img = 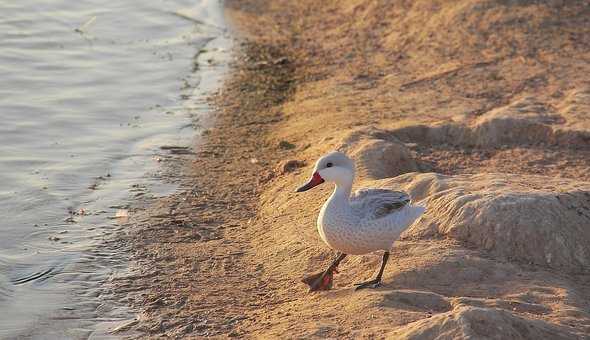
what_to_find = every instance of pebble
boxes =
[278,140,296,150]
[276,159,305,174]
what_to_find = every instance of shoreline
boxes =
[117,0,590,338]
[108,11,298,337]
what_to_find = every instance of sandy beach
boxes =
[113,0,590,338]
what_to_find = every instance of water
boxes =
[0,0,229,337]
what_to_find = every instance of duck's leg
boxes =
[302,252,347,292]
[354,251,389,290]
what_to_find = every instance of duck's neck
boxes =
[320,179,354,225]
[328,180,353,205]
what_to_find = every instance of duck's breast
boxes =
[317,204,387,255]
[318,204,425,254]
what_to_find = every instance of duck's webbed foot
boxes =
[302,252,346,292]
[354,251,389,291]
[302,269,336,291]
[354,278,381,290]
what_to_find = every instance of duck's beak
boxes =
[296,172,325,192]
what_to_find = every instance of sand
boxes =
[111,0,590,338]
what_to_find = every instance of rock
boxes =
[339,127,419,179]
[382,172,590,274]
[381,290,451,313]
[389,96,590,149]
[276,159,305,174]
[472,97,559,147]
[278,140,296,150]
[273,57,289,65]
[351,138,418,179]
[253,60,269,68]
[111,319,139,333]
[556,87,590,131]
[177,323,194,335]
[390,305,578,339]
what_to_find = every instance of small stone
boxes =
[178,323,194,334]
[254,60,269,68]
[299,143,311,151]
[273,57,289,65]
[276,160,305,174]
[278,140,296,150]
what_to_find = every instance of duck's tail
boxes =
[398,203,426,230]
[410,203,426,221]
[384,203,427,248]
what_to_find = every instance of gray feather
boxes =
[350,188,411,220]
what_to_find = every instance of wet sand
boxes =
[109,38,295,337]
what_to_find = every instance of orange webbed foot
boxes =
[302,269,336,292]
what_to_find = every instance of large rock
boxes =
[390,96,590,148]
[339,127,419,179]
[557,87,590,132]
[471,97,559,147]
[377,172,590,274]
[390,305,578,340]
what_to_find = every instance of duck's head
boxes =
[296,151,355,192]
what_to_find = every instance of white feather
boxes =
[306,152,426,255]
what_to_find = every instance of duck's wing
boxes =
[350,188,411,220]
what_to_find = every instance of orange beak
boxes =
[296,172,325,192]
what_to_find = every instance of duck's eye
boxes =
[326,162,333,168]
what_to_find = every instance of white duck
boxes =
[296,151,425,291]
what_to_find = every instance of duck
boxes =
[296,151,425,291]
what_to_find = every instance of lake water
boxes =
[0,0,229,338]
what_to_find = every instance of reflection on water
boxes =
[0,0,228,337]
